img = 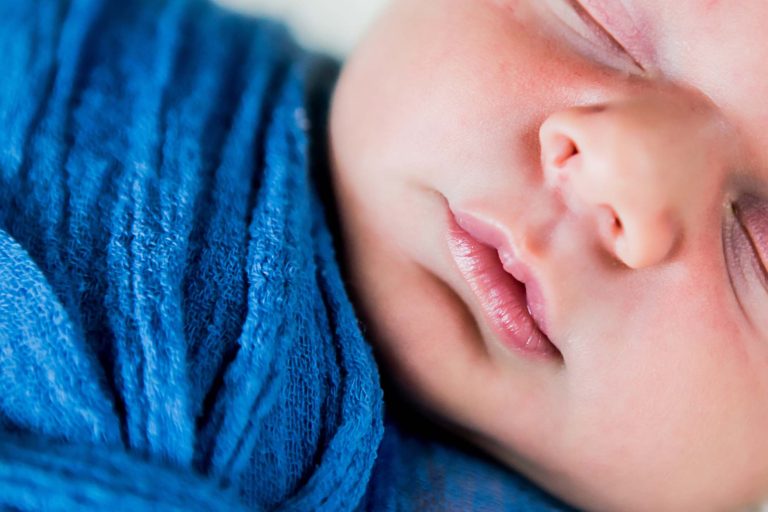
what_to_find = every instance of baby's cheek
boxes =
[563,296,766,509]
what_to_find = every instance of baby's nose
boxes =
[538,88,730,269]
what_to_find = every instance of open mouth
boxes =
[445,208,561,361]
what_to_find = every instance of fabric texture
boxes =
[0,0,574,510]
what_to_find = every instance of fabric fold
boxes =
[0,0,384,509]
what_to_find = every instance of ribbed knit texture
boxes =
[0,0,382,509]
[0,0,575,509]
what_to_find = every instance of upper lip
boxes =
[450,209,555,344]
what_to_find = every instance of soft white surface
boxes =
[215,0,387,57]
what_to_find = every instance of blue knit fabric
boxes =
[0,0,575,510]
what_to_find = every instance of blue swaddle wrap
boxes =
[0,0,574,509]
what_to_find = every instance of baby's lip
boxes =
[452,210,554,343]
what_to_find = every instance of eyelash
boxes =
[555,0,644,72]
[724,196,768,322]
[733,196,768,280]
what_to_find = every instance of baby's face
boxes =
[329,1,768,510]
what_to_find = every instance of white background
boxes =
[215,0,388,57]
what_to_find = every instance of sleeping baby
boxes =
[329,0,768,510]
[1,0,767,511]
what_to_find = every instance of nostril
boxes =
[610,211,622,235]
[550,134,579,168]
[597,204,624,247]
[543,134,580,192]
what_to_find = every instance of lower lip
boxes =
[445,211,560,360]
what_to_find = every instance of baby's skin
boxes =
[328,0,768,510]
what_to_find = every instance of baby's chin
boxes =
[381,364,762,512]
[375,358,574,505]
[473,439,766,512]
